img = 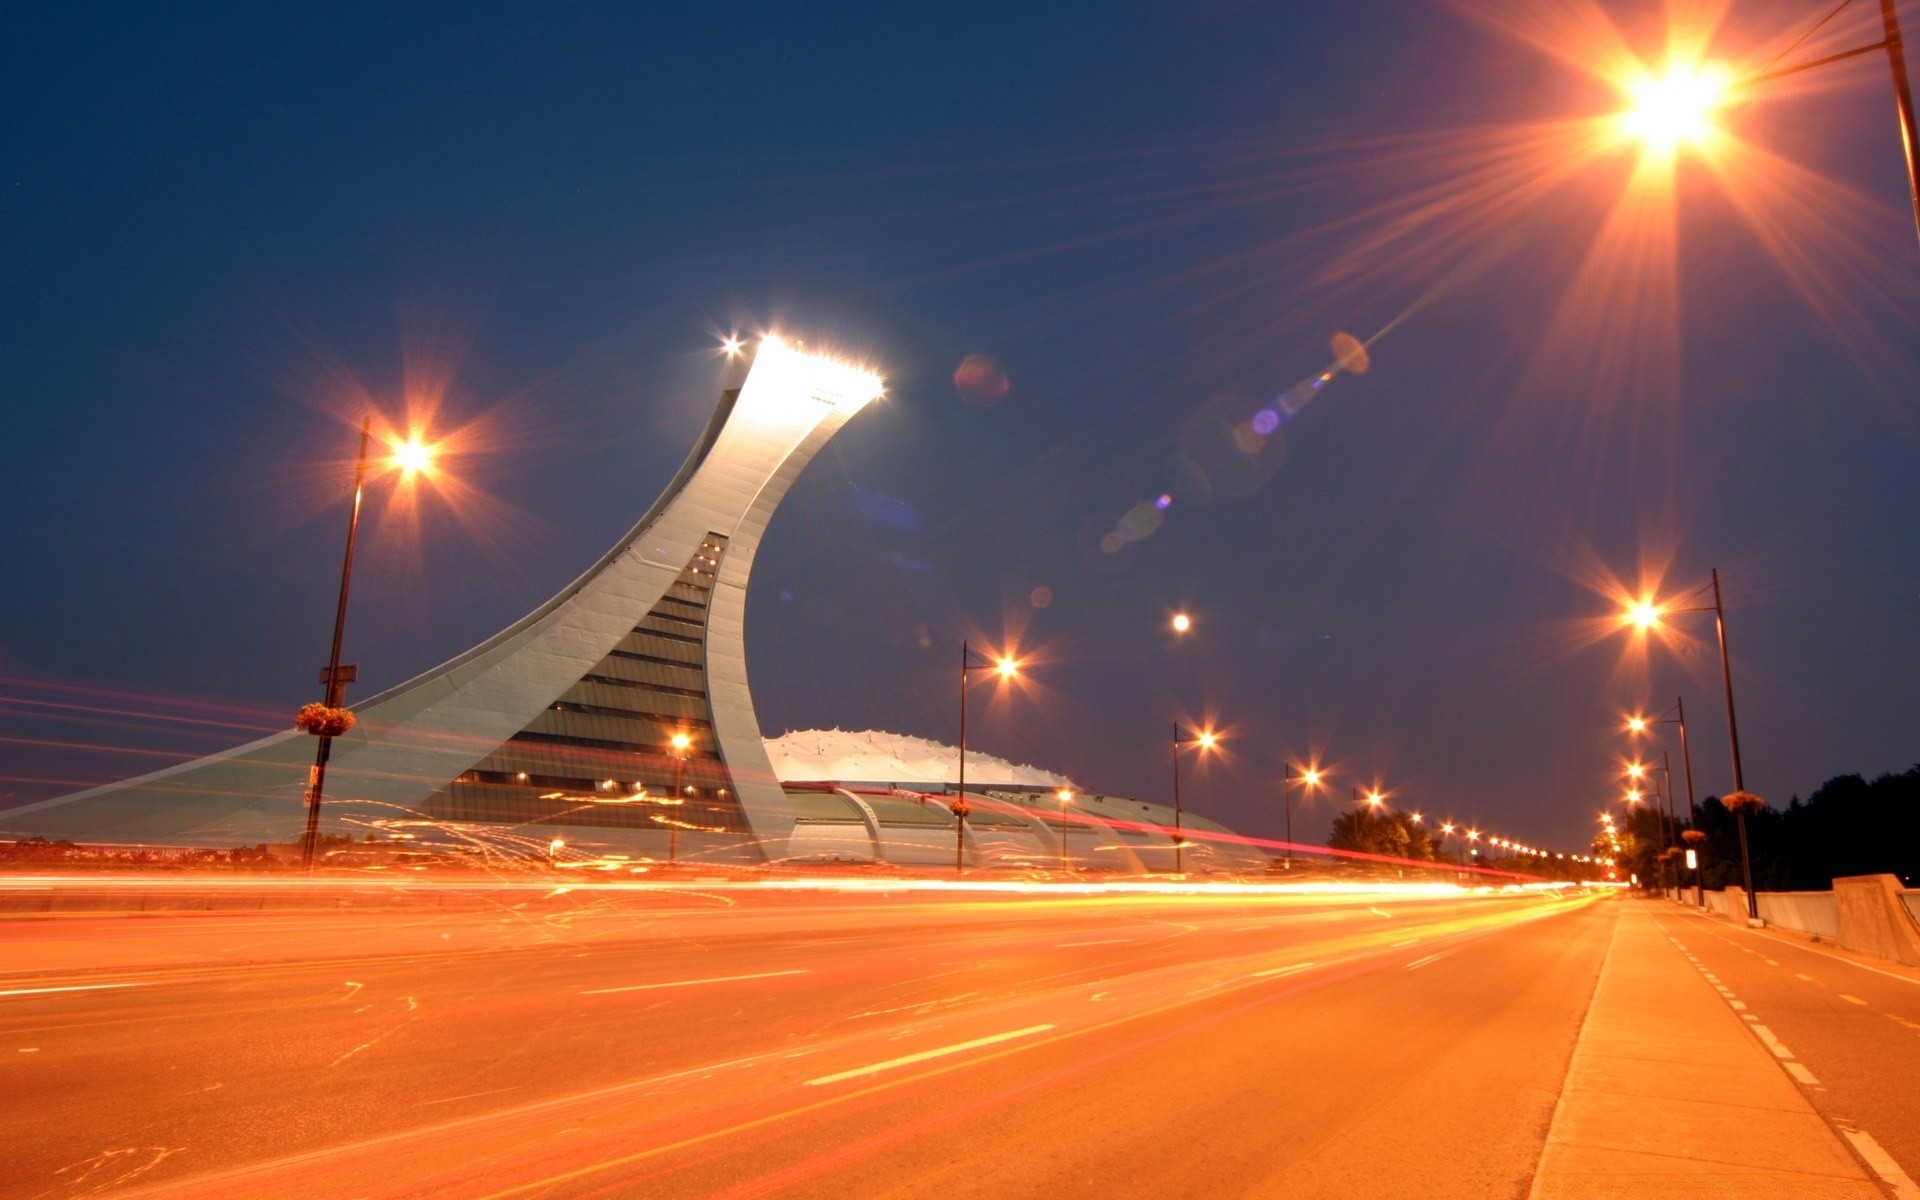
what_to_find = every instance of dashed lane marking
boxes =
[1251,962,1318,979]
[0,982,149,998]
[580,970,808,995]
[804,1024,1056,1087]
[1750,1024,1796,1060]
[1839,1127,1920,1199]
[1840,994,1867,1006]
[1782,1061,1820,1086]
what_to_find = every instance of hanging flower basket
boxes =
[1720,790,1765,815]
[948,798,972,819]
[1681,829,1707,846]
[295,703,356,737]
[1658,847,1681,863]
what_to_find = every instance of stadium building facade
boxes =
[5,338,1266,873]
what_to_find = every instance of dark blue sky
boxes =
[5,2,1917,855]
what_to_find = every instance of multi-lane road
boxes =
[1650,906,1920,1193]
[7,882,1625,1197]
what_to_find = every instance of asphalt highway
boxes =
[3,884,1620,1198]
[1650,907,1920,1192]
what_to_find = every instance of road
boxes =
[1650,906,1920,1194]
[3,883,1619,1198]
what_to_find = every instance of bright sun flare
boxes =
[1620,62,1733,154]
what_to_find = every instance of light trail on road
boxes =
[2,881,1618,1198]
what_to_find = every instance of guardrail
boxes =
[1696,874,1920,967]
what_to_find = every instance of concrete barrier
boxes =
[1832,874,1920,968]
[1755,890,1838,939]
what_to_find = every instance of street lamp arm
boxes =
[1739,37,1892,88]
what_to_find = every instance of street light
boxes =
[1171,725,1218,875]
[1616,4,1920,254]
[1618,570,1761,921]
[1628,697,1701,894]
[298,418,439,869]
[667,730,692,865]
[1056,787,1074,873]
[1279,763,1323,870]
[954,641,1020,876]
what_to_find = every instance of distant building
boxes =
[6,337,1263,872]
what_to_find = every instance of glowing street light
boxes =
[1609,0,1920,253]
[1614,569,1761,921]
[1171,612,1192,634]
[667,730,693,864]
[1627,697,1702,898]
[1279,762,1324,871]
[1056,788,1074,873]
[1620,62,1733,157]
[954,640,1023,876]
[1170,725,1219,875]
[389,435,437,479]
[298,416,448,870]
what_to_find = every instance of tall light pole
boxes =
[1621,5,1920,255]
[1056,788,1074,873]
[296,421,439,869]
[1171,725,1217,875]
[1279,763,1322,871]
[1628,696,1698,838]
[955,641,1019,876]
[1712,0,1920,253]
[1622,570,1761,921]
[667,730,692,864]
[298,418,373,870]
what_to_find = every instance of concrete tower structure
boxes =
[4,337,883,862]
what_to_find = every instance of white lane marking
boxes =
[1407,951,1454,970]
[1742,1014,1760,1022]
[1841,994,1868,1006]
[0,982,147,998]
[1252,962,1317,979]
[1750,1024,1795,1060]
[1782,1061,1820,1086]
[1055,938,1131,948]
[1729,1000,1748,1011]
[1841,1127,1920,1199]
[580,969,807,996]
[1765,959,1780,966]
[1795,972,1815,982]
[804,1024,1055,1086]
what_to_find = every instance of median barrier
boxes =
[1831,873,1920,968]
[1755,890,1838,938]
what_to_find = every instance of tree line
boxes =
[1608,765,1920,892]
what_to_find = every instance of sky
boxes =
[4,1,1918,857]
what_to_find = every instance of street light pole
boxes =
[1168,725,1217,876]
[1282,763,1294,870]
[1057,788,1073,873]
[668,731,691,865]
[301,417,372,871]
[1880,0,1920,250]
[956,640,970,876]
[1172,721,1184,875]
[1710,569,1760,922]
[954,641,1019,877]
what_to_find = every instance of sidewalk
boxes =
[1530,901,1886,1199]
